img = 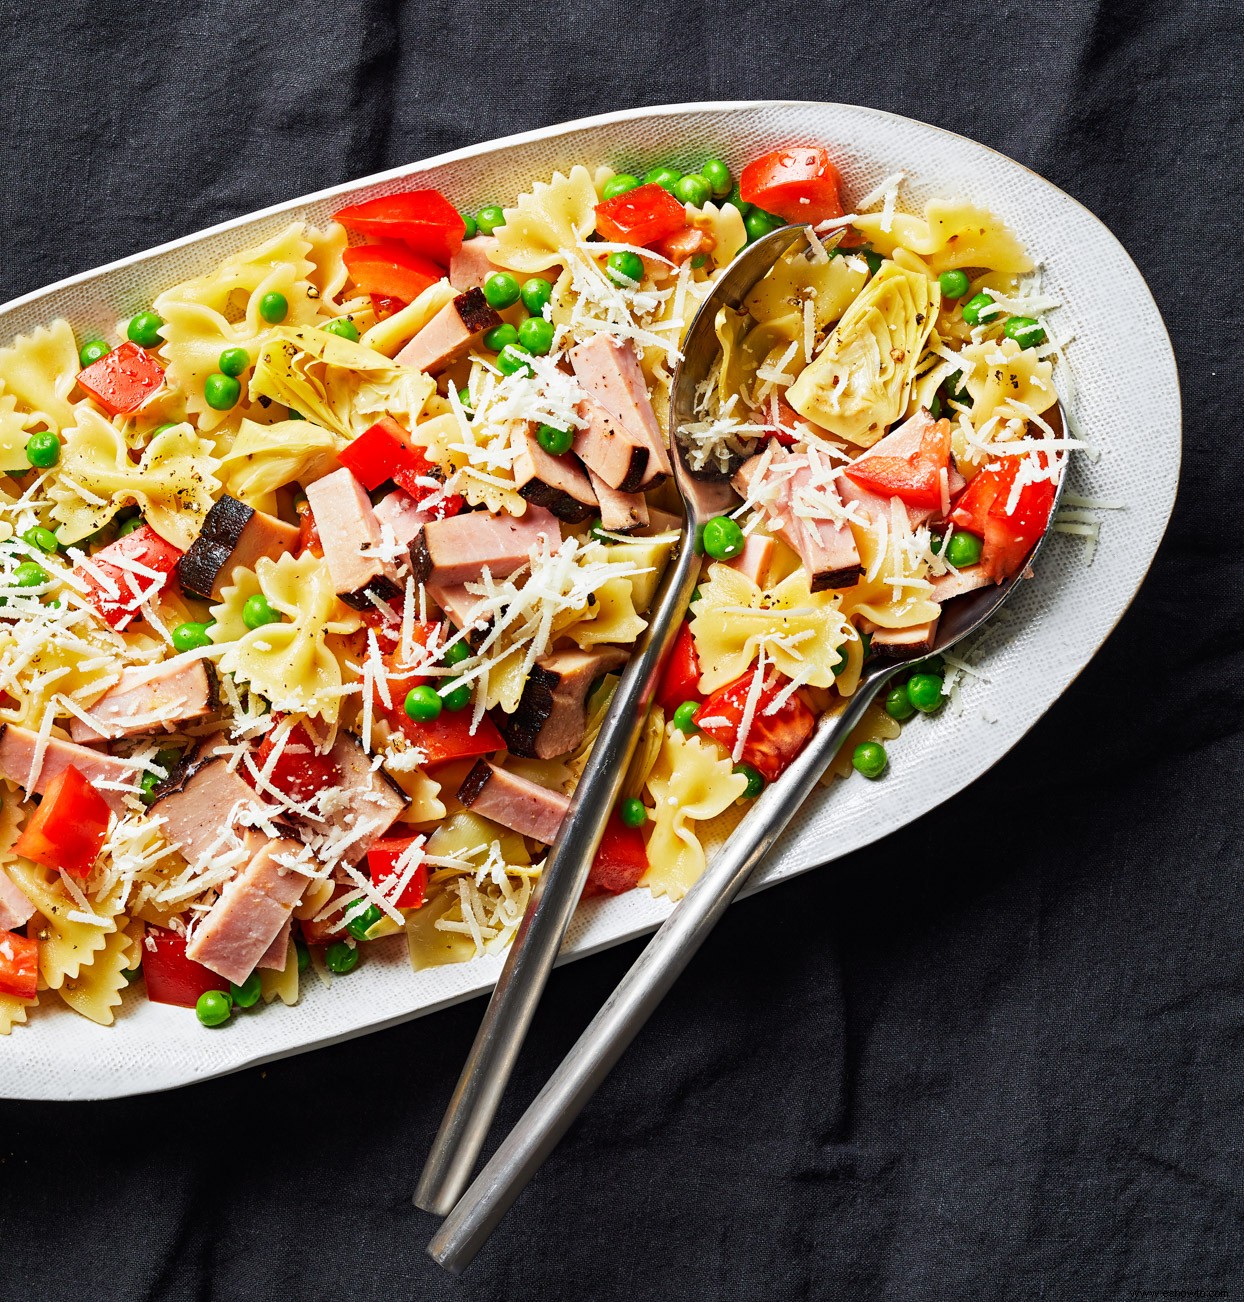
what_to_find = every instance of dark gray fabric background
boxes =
[0,2,1239,1298]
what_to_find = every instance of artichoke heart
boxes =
[786,262,939,448]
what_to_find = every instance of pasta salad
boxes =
[0,144,1068,1033]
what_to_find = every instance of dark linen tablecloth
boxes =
[0,2,1239,1298]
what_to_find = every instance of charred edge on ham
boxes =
[809,562,863,593]
[408,529,433,586]
[455,759,493,809]
[617,446,651,495]
[177,495,256,599]
[335,572,405,612]
[518,479,596,524]
[495,665,560,758]
[454,288,501,335]
[337,731,409,804]
[149,742,218,804]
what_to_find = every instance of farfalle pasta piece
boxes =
[0,319,79,431]
[852,199,1033,276]
[212,551,361,720]
[0,389,37,473]
[686,200,747,268]
[217,416,344,514]
[0,993,36,1035]
[261,940,300,1006]
[643,728,747,899]
[690,563,854,693]
[841,498,942,631]
[416,409,528,517]
[564,575,646,650]
[56,924,136,1026]
[492,165,600,272]
[6,860,125,990]
[786,261,939,447]
[48,407,221,548]
[360,279,458,357]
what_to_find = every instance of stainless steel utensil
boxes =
[414,224,813,1217]
[424,334,1070,1269]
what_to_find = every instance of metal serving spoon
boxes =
[423,232,1070,1270]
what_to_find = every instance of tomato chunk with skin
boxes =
[342,242,443,304]
[843,417,953,509]
[254,720,341,806]
[393,708,504,767]
[656,622,702,714]
[333,190,466,265]
[0,930,38,1000]
[594,183,687,247]
[584,813,648,898]
[142,928,229,1008]
[950,455,1056,581]
[367,833,428,909]
[740,147,845,226]
[694,668,817,783]
[340,417,464,518]
[76,340,165,415]
[15,765,112,879]
[76,524,183,631]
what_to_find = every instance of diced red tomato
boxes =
[141,928,229,1007]
[370,293,408,320]
[765,396,803,446]
[693,668,816,783]
[367,832,428,909]
[391,466,465,520]
[76,524,182,630]
[843,417,953,509]
[594,183,687,247]
[342,242,443,303]
[648,225,715,265]
[950,456,1056,581]
[391,707,504,767]
[583,814,648,898]
[14,765,112,879]
[295,498,323,558]
[76,341,165,416]
[656,621,702,714]
[254,720,340,806]
[333,190,466,265]
[339,416,464,518]
[740,147,845,226]
[0,930,38,1000]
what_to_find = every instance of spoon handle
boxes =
[425,677,888,1273]
[414,531,700,1217]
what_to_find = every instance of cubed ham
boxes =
[185,835,311,985]
[305,467,402,610]
[0,724,139,812]
[448,237,562,294]
[930,565,993,602]
[69,654,217,744]
[569,335,672,487]
[301,733,407,865]
[394,288,500,374]
[726,534,776,588]
[572,398,650,493]
[151,749,268,865]
[426,581,489,632]
[410,505,559,587]
[498,646,629,759]
[837,409,966,529]
[648,225,716,266]
[457,760,570,845]
[179,496,301,601]
[374,488,435,548]
[641,507,684,536]
[869,620,940,657]
[0,868,35,932]
[257,917,291,971]
[512,428,598,523]
[586,469,648,533]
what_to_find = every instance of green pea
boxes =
[460,212,478,240]
[906,673,944,714]
[346,904,384,943]
[25,430,61,469]
[152,422,179,435]
[672,700,700,733]
[242,593,280,630]
[404,684,442,721]
[116,517,144,537]
[690,254,708,269]
[295,938,310,973]
[204,372,241,411]
[22,526,59,554]
[12,561,47,588]
[536,423,574,456]
[701,515,745,560]
[78,339,111,368]
[938,269,971,298]
[701,159,732,198]
[517,316,555,355]
[520,277,553,317]
[230,971,263,1009]
[689,585,702,607]
[442,638,471,667]
[1003,315,1047,349]
[725,184,753,216]
[442,681,472,712]
[852,742,888,779]
[321,318,359,342]
[884,687,916,722]
[483,323,518,352]
[126,310,164,348]
[860,248,884,276]
[744,208,785,243]
[196,989,233,1027]
[910,654,945,676]
[733,763,765,798]
[961,292,997,326]
[258,291,289,324]
[619,797,647,828]
[602,173,641,200]
[483,272,521,310]
[929,394,943,419]
[642,166,682,193]
[140,770,161,804]
[218,346,249,378]
[325,941,360,975]
[123,963,143,984]
[674,174,711,207]
[457,386,474,412]
[831,649,848,677]
[172,620,213,652]
[496,343,533,377]
[944,531,983,568]
[476,205,506,235]
[287,407,304,420]
[606,250,645,286]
